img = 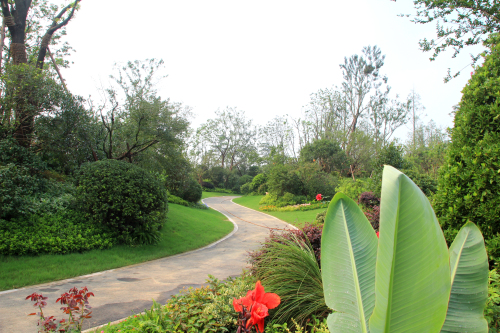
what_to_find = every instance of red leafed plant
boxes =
[26,286,94,332]
[233,281,280,333]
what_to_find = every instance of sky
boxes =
[58,0,483,141]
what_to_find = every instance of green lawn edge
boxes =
[201,191,237,199]
[0,204,234,291]
[232,195,325,228]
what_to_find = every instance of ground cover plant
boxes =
[233,196,325,228]
[0,204,233,291]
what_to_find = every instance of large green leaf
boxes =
[321,192,378,333]
[369,166,451,333]
[441,222,488,333]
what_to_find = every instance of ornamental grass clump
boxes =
[249,233,328,328]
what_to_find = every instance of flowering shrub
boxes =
[26,286,94,332]
[259,202,328,212]
[233,281,281,332]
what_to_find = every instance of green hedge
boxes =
[75,160,168,245]
[0,210,114,255]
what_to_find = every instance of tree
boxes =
[396,0,500,81]
[299,139,350,175]
[0,0,80,147]
[98,59,190,163]
[434,34,500,245]
[259,115,296,161]
[341,45,387,152]
[194,107,257,173]
[368,88,410,150]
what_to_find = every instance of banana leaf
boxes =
[369,166,451,333]
[441,222,488,333]
[321,192,378,333]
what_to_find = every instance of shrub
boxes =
[316,210,327,224]
[75,160,168,245]
[0,209,114,255]
[240,182,252,195]
[299,138,350,175]
[173,176,202,203]
[485,269,500,332]
[250,173,267,192]
[434,34,500,245]
[335,177,374,201]
[357,191,380,208]
[201,181,215,189]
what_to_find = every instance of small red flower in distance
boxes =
[316,194,322,201]
[376,231,380,238]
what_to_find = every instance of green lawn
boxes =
[201,191,237,199]
[232,195,325,228]
[0,204,234,291]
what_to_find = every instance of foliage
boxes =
[315,210,327,224]
[300,139,350,175]
[258,193,308,208]
[321,166,489,332]
[75,160,168,245]
[264,318,330,333]
[171,176,202,203]
[0,163,46,219]
[99,274,256,333]
[250,234,328,328]
[0,209,114,255]
[260,202,329,213]
[168,193,208,210]
[400,168,437,196]
[26,286,94,333]
[357,191,380,208]
[485,269,500,332]
[434,34,500,244]
[400,0,500,81]
[334,177,374,201]
[98,59,190,162]
[192,107,257,174]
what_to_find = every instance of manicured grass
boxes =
[201,191,237,199]
[0,204,234,291]
[233,195,325,228]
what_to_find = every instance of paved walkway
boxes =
[0,196,296,333]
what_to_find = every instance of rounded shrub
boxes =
[434,34,500,244]
[177,176,203,203]
[75,160,168,244]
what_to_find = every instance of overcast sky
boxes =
[60,0,483,141]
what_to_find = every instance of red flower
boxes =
[316,194,322,201]
[233,281,280,333]
[376,231,380,238]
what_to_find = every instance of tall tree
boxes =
[194,107,256,173]
[0,0,80,147]
[98,59,190,163]
[341,45,387,152]
[395,0,500,81]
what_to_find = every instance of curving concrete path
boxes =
[0,196,296,333]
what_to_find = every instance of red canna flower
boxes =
[316,193,322,201]
[376,231,379,238]
[233,281,280,333]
